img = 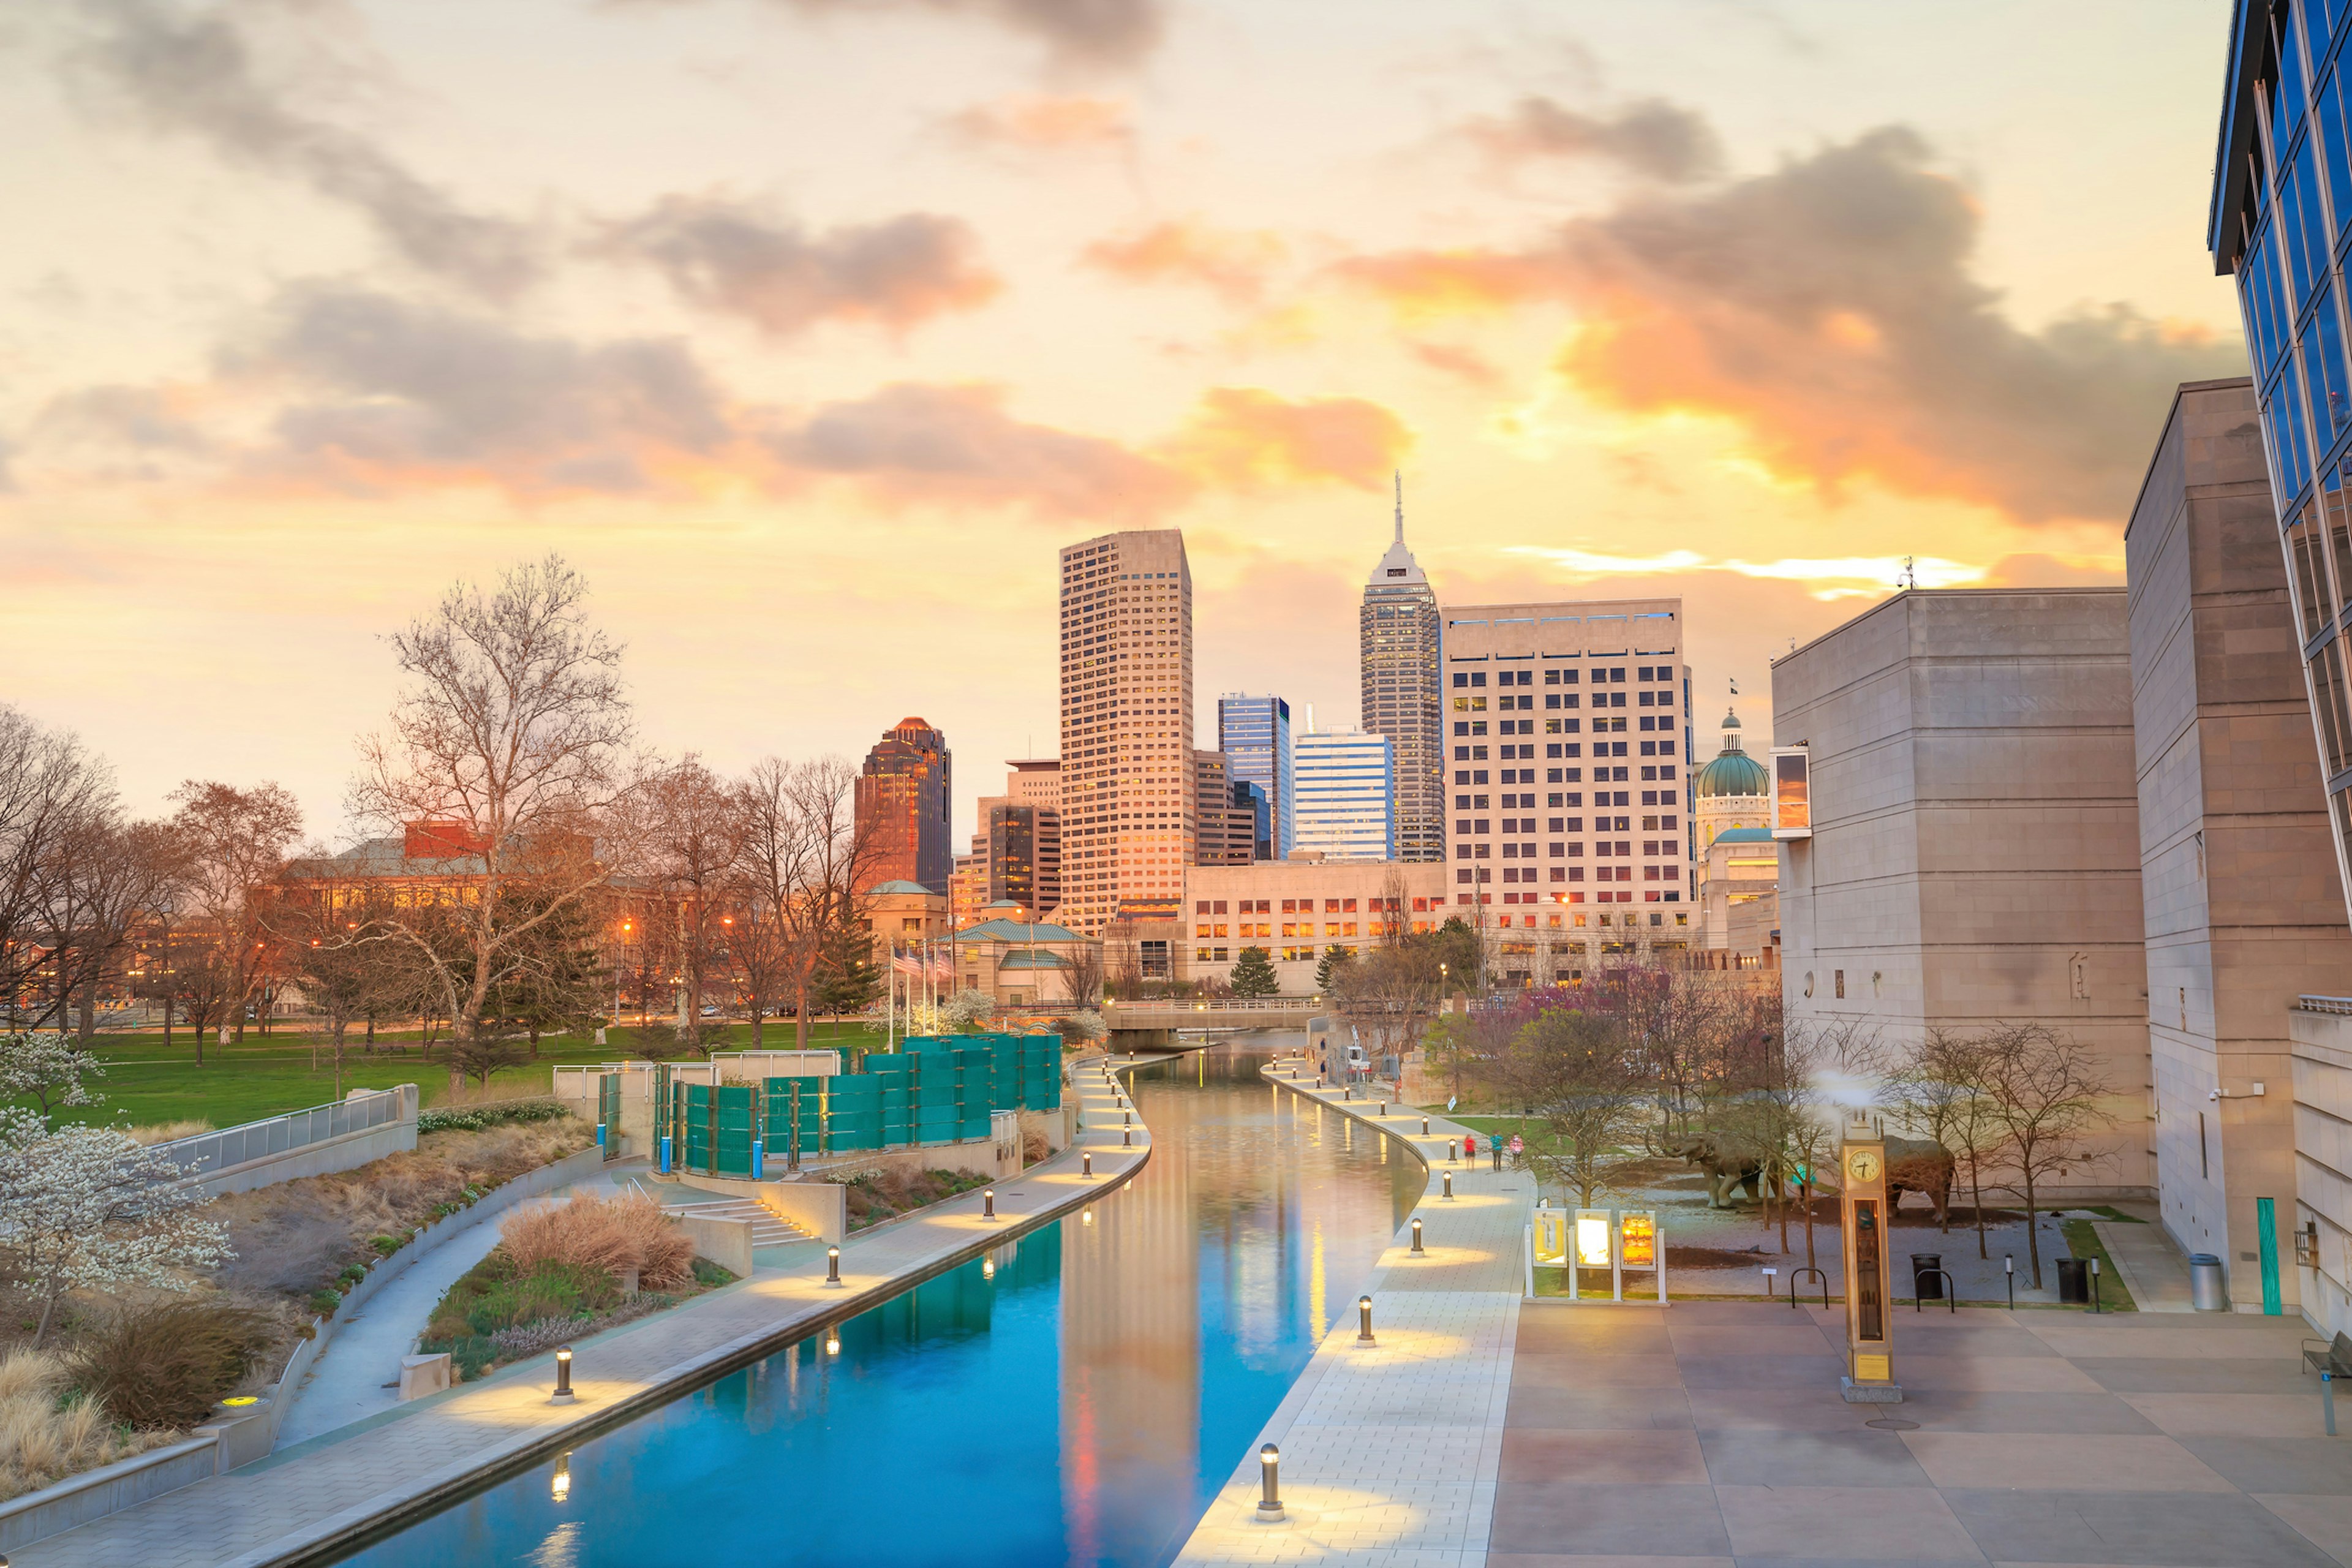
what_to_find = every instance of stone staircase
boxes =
[672,1196,809,1249]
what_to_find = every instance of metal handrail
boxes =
[150,1088,408,1178]
[2299,994,2352,1015]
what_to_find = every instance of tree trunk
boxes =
[161,995,173,1052]
[2022,1159,2043,1289]
[794,982,810,1049]
[1802,1178,1817,1273]
[77,983,94,1043]
[1970,1164,1989,1259]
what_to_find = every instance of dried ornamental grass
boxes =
[70,1299,274,1430]
[121,1120,214,1146]
[500,1193,693,1291]
[0,1346,178,1504]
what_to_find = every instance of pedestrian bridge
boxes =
[1101,997,1325,1044]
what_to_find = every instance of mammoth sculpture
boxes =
[1665,1133,1772,1209]
[1883,1135,1956,1224]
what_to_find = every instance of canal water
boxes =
[337,1040,1420,1568]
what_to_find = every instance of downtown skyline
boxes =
[0,1,2245,851]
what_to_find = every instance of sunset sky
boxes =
[1,0,2245,845]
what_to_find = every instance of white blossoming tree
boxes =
[0,1114,230,1343]
[940,989,996,1033]
[0,1030,105,1125]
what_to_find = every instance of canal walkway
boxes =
[12,1057,1156,1568]
[1177,1060,1532,1567]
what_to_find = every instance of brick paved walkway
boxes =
[13,1057,1153,1568]
[1175,1061,1532,1567]
[1486,1300,2351,1567]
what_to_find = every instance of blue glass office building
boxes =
[1216,693,1293,858]
[2214,0,2352,894]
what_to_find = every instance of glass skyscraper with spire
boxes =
[1360,480,1444,862]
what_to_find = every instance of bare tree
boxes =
[1887,1026,2008,1255]
[168,780,304,1058]
[1063,941,1104,1008]
[1507,1005,1651,1208]
[345,554,643,1097]
[644,756,744,1052]
[0,708,113,1030]
[1978,1023,2113,1289]
[732,756,888,1050]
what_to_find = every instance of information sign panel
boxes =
[1574,1209,1613,1269]
[1620,1210,1656,1268]
[1532,1209,1566,1267]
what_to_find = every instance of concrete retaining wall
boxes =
[679,1213,755,1278]
[0,1439,222,1554]
[666,1173,846,1243]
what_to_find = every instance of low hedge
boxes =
[418,1098,572,1135]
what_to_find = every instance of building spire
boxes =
[1393,470,1404,545]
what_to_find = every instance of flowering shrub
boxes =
[0,1112,230,1343]
[417,1098,570,1135]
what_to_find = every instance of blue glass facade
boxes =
[1216,693,1293,856]
[2215,0,2352,878]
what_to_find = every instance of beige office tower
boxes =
[1440,597,1693,963]
[1058,530,1195,934]
[1363,485,1444,861]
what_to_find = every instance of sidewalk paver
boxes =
[1175,1060,1531,1568]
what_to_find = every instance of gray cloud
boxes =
[1341,126,2244,521]
[619,0,1164,67]
[1463,96,1723,184]
[67,0,545,299]
[766,382,1188,518]
[601,196,999,337]
[226,286,732,495]
[31,386,216,480]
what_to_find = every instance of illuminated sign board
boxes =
[1771,747,1811,840]
[1532,1209,1566,1267]
[1574,1209,1613,1270]
[1619,1210,1656,1268]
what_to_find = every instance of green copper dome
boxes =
[1695,709,1769,799]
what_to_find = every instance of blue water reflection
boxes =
[337,1042,1419,1568]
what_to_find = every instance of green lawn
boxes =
[27,1020,886,1134]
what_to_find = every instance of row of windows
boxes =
[1453,715,1679,737]
[1455,840,1679,861]
[1453,764,1677,786]
[1456,790,1670,809]
[1448,691,1673,714]
[1453,814,1679,835]
[1453,738,1679,761]
[1449,664,1676,689]
[1455,866,1679,885]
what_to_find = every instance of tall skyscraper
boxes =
[1362,479,1443,862]
[968,761,1063,918]
[1058,530,1194,934]
[1216,693,1293,856]
[854,717,952,894]
[1439,598,1686,919]
[1294,728,1396,859]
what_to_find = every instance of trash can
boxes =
[2189,1252,2228,1312]
[2056,1257,2090,1304]
[1911,1253,1945,1300]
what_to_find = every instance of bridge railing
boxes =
[1104,997,1322,1014]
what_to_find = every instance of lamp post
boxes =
[1257,1444,1284,1519]
[1410,1217,1425,1254]
[551,1346,575,1404]
[1356,1295,1376,1344]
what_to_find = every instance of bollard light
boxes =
[1379,1101,1389,1117]
[983,1188,997,1219]
[1124,1110,1133,1126]
[2090,1256,2103,1314]
[1257,1443,1284,1518]
[551,1453,572,1502]
[1123,1126,1133,1146]
[1448,1139,1458,1164]
[825,1246,842,1286]
[1411,1217,1425,1254]
[1422,1116,1431,1136]
[1084,1151,1095,1178]
[551,1346,575,1404]
[1442,1171,1454,1201]
[1344,1087,1352,1101]
[2005,1253,2016,1311]
[1357,1294,1376,1344]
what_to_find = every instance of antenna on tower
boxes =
[1393,470,1404,545]
[1899,556,1917,591]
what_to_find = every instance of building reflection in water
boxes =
[332,1038,1417,1568]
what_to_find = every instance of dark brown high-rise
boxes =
[856,717,952,894]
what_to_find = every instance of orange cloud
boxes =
[946,93,1135,153]
[1159,386,1411,491]
[1081,219,1289,304]
[1331,126,2244,522]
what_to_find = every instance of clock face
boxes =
[1845,1150,1882,1184]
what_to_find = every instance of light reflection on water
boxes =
[336,1039,1420,1568]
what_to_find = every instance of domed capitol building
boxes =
[1693,706,1778,965]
